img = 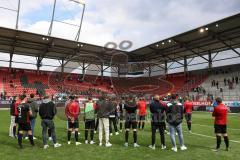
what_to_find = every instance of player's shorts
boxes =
[214,124,227,134]
[68,119,79,129]
[125,120,137,129]
[185,113,192,122]
[18,123,31,131]
[85,119,95,129]
[138,115,146,121]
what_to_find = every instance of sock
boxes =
[160,128,165,146]
[216,135,221,149]
[90,130,94,141]
[13,126,16,137]
[187,122,191,131]
[75,131,79,142]
[28,135,34,146]
[152,130,156,146]
[120,122,122,130]
[85,130,88,140]
[142,122,145,130]
[68,131,71,141]
[138,122,141,129]
[125,130,129,143]
[18,134,23,148]
[133,131,137,143]
[224,136,229,149]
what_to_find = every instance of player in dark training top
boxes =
[16,95,34,149]
[124,96,140,148]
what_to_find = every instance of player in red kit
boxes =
[137,97,147,130]
[65,95,81,146]
[183,97,194,133]
[212,97,229,152]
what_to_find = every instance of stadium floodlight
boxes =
[156,44,159,47]
[199,28,204,33]
[216,24,219,27]
[161,42,165,45]
[168,39,172,43]
[77,43,84,47]
[69,0,85,5]
[205,27,208,31]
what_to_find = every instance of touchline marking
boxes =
[189,123,240,131]
[183,131,240,144]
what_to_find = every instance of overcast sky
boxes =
[0,0,240,72]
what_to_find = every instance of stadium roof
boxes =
[0,27,127,66]
[0,13,240,67]
[130,13,240,65]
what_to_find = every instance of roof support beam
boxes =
[184,56,188,74]
[16,0,21,30]
[9,52,13,72]
[210,30,240,56]
[165,60,169,74]
[150,48,184,66]
[48,0,57,36]
[174,39,209,62]
[208,51,212,69]
[219,40,240,56]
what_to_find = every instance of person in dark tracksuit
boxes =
[39,96,61,149]
[149,95,167,150]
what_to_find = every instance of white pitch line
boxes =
[190,123,240,131]
[183,131,240,144]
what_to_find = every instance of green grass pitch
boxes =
[0,110,239,160]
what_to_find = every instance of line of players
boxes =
[9,93,229,152]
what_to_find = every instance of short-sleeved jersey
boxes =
[17,103,30,123]
[124,101,137,121]
[14,99,21,116]
[65,101,80,119]
[137,100,147,116]
[212,103,228,125]
[84,102,96,120]
[184,101,193,114]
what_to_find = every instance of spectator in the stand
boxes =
[216,81,219,89]
[229,82,233,90]
[232,77,235,83]
[224,78,227,86]
[220,88,223,92]
[203,89,206,95]
[227,79,230,85]
[236,76,239,84]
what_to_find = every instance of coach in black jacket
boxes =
[149,95,167,150]
[39,96,61,149]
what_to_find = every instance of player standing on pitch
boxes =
[124,96,140,147]
[84,97,97,144]
[137,97,147,130]
[183,97,194,133]
[16,95,34,149]
[149,95,167,150]
[212,97,229,152]
[65,95,81,146]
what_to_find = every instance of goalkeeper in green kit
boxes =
[84,97,97,144]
